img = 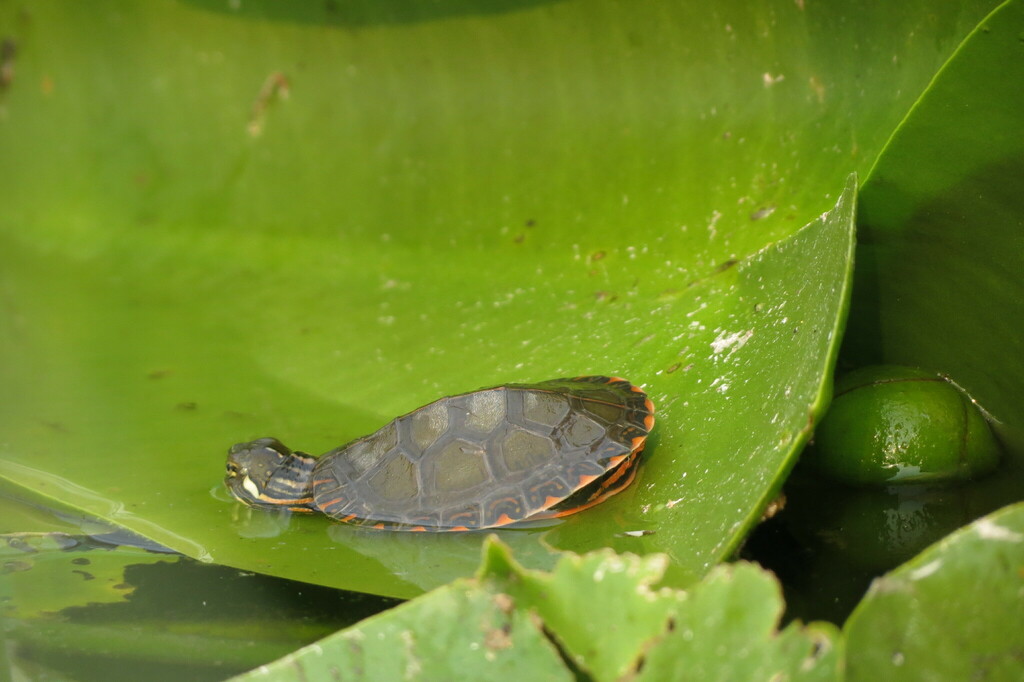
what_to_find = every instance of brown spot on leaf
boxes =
[492,592,514,614]
[484,623,513,652]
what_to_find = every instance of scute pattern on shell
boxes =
[310,376,654,530]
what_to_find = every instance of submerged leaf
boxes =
[0,533,173,618]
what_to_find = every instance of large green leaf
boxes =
[0,1,998,599]
[843,502,1024,680]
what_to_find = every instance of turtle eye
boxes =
[226,462,239,476]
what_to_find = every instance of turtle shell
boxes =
[310,375,654,531]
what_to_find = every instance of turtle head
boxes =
[225,438,316,512]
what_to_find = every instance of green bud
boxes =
[810,365,1000,486]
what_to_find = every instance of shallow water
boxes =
[0,491,400,682]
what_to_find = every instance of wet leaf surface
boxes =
[0,0,1007,602]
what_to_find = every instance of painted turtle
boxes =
[224,376,655,531]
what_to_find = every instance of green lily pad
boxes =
[227,537,841,681]
[0,177,858,598]
[0,0,999,599]
[844,502,1024,680]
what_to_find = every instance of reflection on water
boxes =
[1,461,214,562]
[230,504,297,539]
[2,494,400,681]
[213,484,299,539]
[743,457,1024,626]
[324,517,566,592]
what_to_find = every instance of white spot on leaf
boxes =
[908,559,942,581]
[710,329,754,356]
[975,519,1023,542]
